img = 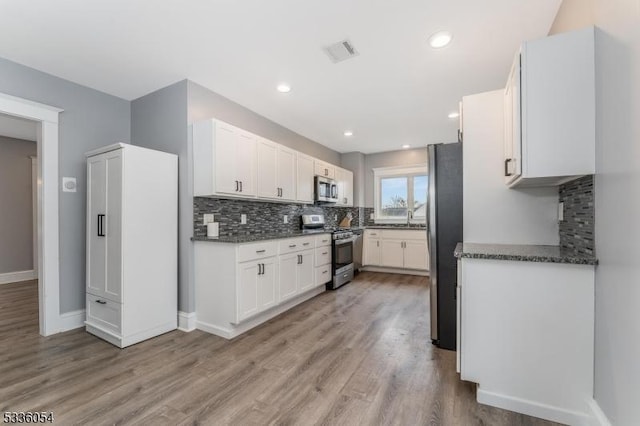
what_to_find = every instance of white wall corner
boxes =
[178,311,197,332]
[58,309,86,333]
[0,270,37,285]
[587,399,612,426]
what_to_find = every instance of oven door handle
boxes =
[334,237,356,245]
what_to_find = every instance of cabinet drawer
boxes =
[364,229,381,238]
[315,265,332,286]
[381,230,426,241]
[279,236,314,255]
[315,247,331,266]
[314,233,332,247]
[238,241,278,262]
[86,293,121,334]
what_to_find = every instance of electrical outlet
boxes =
[283,215,288,224]
[241,214,247,225]
[370,213,374,220]
[203,214,214,225]
[558,202,564,222]
[334,214,338,221]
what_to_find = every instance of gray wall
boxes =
[340,152,365,207]
[0,57,131,313]
[131,81,190,312]
[0,136,36,273]
[363,148,428,208]
[592,5,640,424]
[188,81,340,164]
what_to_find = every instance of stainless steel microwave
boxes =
[315,176,338,203]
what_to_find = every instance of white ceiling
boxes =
[0,0,561,154]
[0,114,37,141]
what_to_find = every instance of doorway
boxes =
[0,92,62,336]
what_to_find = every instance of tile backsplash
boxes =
[193,198,365,237]
[559,175,595,256]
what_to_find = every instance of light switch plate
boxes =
[62,177,77,193]
[203,214,214,225]
[558,202,564,222]
[283,215,288,224]
[370,213,374,220]
[241,214,247,225]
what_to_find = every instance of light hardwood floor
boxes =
[0,274,560,426]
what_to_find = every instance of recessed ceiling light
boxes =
[448,112,460,119]
[402,144,411,149]
[429,31,453,49]
[344,130,353,137]
[277,83,291,93]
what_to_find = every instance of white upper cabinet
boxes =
[296,153,315,204]
[504,26,595,187]
[257,139,296,201]
[193,119,257,197]
[314,160,335,179]
[335,167,354,207]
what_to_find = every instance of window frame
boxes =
[373,164,428,224]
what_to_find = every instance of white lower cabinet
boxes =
[195,233,331,339]
[363,229,428,272]
[314,234,332,287]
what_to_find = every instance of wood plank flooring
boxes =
[0,275,560,425]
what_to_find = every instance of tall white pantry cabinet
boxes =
[85,143,178,348]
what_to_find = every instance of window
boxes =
[374,165,428,223]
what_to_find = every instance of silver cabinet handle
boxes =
[256,249,266,254]
[239,181,243,192]
[289,244,297,248]
[322,252,328,255]
[343,274,348,278]
[322,271,328,274]
[303,242,310,246]
[95,299,106,305]
[235,180,239,191]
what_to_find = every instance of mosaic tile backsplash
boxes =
[559,175,595,256]
[193,197,365,237]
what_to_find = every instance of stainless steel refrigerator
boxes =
[427,143,462,351]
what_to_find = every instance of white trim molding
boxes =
[58,309,86,333]
[0,270,37,285]
[178,311,197,332]
[0,91,64,337]
[477,388,590,426]
[587,399,612,426]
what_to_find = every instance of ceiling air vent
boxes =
[323,39,359,63]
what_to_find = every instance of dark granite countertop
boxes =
[192,229,332,244]
[454,242,598,265]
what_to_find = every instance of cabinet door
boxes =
[87,155,107,297]
[403,240,428,271]
[364,238,381,266]
[237,262,259,321]
[257,138,278,199]
[343,170,353,207]
[315,161,329,177]
[297,250,315,293]
[214,121,240,195]
[296,153,315,203]
[257,259,277,311]
[278,146,296,201]
[278,253,298,302]
[504,52,522,184]
[235,130,256,196]
[380,240,404,268]
[104,153,123,302]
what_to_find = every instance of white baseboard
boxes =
[360,266,429,276]
[587,399,612,426]
[178,311,197,332]
[477,388,590,426]
[0,269,37,285]
[58,309,86,333]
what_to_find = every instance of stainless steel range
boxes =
[301,211,355,290]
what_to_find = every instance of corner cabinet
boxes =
[193,119,257,197]
[85,144,178,348]
[504,26,595,187]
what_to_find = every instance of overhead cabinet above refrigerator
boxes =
[504,26,595,188]
[85,143,178,348]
